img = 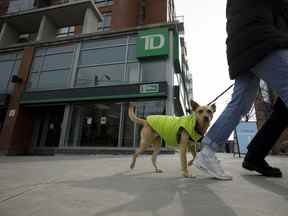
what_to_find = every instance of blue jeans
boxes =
[204,50,288,151]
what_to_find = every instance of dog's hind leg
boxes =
[151,137,163,173]
[130,142,147,170]
[130,125,154,170]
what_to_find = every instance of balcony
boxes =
[0,0,102,48]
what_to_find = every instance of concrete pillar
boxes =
[0,22,19,48]
[82,7,99,34]
[37,15,58,41]
[165,30,174,115]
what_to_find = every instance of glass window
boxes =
[94,0,113,6]
[141,60,167,82]
[34,49,45,57]
[0,62,14,93]
[56,26,75,38]
[79,46,126,65]
[0,53,17,61]
[27,44,76,91]
[46,45,75,55]
[0,52,22,94]
[98,13,112,32]
[37,70,69,90]
[8,60,22,93]
[42,53,73,71]
[66,103,120,147]
[26,73,40,90]
[81,38,126,49]
[136,101,166,116]
[76,64,124,88]
[8,0,34,13]
[128,35,137,44]
[127,63,140,84]
[31,57,43,72]
[0,108,7,131]
[127,45,137,62]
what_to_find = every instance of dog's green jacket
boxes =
[146,113,202,146]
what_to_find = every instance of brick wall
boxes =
[144,0,167,25]
[111,0,139,29]
[111,0,168,30]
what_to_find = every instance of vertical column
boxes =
[36,15,57,41]
[82,7,99,34]
[0,47,34,155]
[165,30,174,115]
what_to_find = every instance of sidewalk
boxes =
[0,154,287,216]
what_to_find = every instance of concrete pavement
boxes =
[0,153,287,216]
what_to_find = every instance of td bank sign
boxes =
[136,27,169,59]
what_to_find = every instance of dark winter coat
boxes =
[226,0,288,79]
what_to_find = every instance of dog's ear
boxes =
[210,103,216,113]
[190,100,200,111]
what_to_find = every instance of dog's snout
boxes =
[204,116,210,122]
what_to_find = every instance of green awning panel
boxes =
[21,82,167,105]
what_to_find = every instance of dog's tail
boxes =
[128,104,146,125]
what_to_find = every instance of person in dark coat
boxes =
[193,0,288,180]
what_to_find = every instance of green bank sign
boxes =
[136,27,169,59]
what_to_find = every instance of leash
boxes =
[207,84,234,106]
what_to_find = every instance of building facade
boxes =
[0,0,193,155]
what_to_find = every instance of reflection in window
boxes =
[27,44,75,91]
[127,63,140,84]
[94,0,113,6]
[76,64,124,87]
[81,38,126,49]
[67,103,120,147]
[0,52,23,94]
[56,26,75,38]
[98,13,112,32]
[141,60,167,82]
[8,0,34,13]
[79,46,126,65]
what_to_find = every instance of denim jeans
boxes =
[203,50,288,151]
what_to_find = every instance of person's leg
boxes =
[194,73,260,180]
[252,50,288,106]
[243,98,288,177]
[243,50,288,177]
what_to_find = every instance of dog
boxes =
[128,100,216,177]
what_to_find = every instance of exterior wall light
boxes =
[11,75,23,83]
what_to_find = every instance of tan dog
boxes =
[128,100,216,177]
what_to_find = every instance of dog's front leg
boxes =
[188,141,197,167]
[179,131,191,178]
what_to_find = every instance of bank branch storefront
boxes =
[0,25,191,154]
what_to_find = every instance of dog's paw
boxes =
[130,163,135,170]
[155,169,163,173]
[182,171,192,178]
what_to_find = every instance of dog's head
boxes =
[190,100,216,135]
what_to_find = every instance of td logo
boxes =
[136,27,169,58]
[141,34,165,50]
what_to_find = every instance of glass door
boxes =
[0,108,7,132]
[32,106,64,147]
[67,103,121,147]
